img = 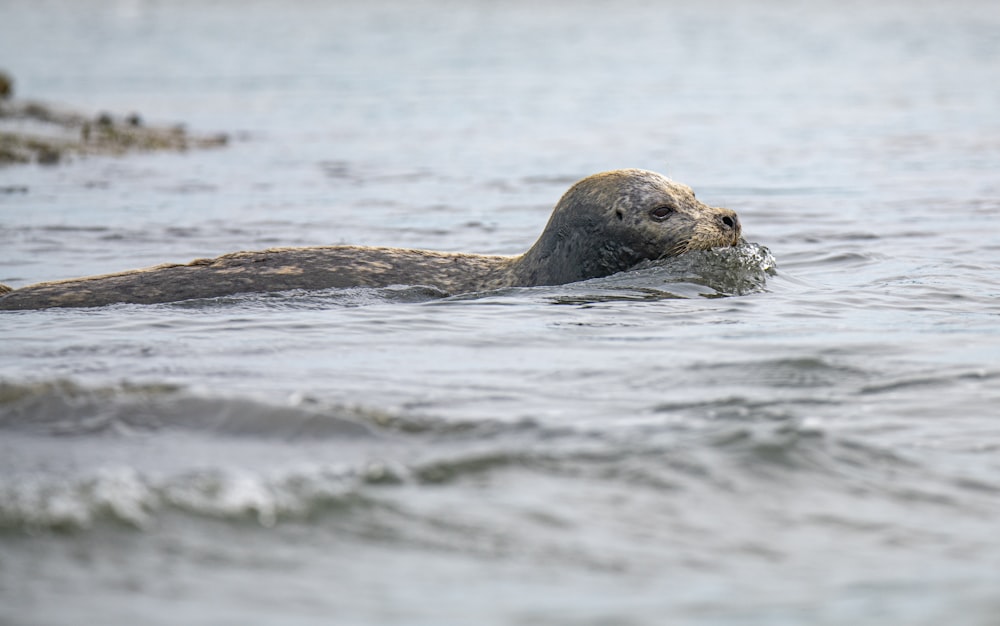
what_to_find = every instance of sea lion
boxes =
[0,169,741,310]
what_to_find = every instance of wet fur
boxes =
[0,169,741,310]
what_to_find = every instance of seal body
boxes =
[0,169,741,310]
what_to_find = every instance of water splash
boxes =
[551,241,777,303]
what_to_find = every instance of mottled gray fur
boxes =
[0,170,741,310]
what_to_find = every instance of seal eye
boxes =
[649,206,675,220]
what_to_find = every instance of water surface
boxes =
[2,1,1000,624]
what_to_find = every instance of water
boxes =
[2,1,1000,624]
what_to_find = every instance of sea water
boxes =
[2,1,1000,624]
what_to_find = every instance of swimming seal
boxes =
[0,169,741,310]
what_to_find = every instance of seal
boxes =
[0,169,741,310]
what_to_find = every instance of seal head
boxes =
[508,169,741,286]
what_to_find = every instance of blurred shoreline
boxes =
[0,71,227,166]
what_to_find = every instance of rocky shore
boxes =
[0,71,228,165]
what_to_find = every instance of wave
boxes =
[0,463,401,532]
[0,382,959,534]
[0,416,939,534]
[4,376,988,535]
[0,379,375,439]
